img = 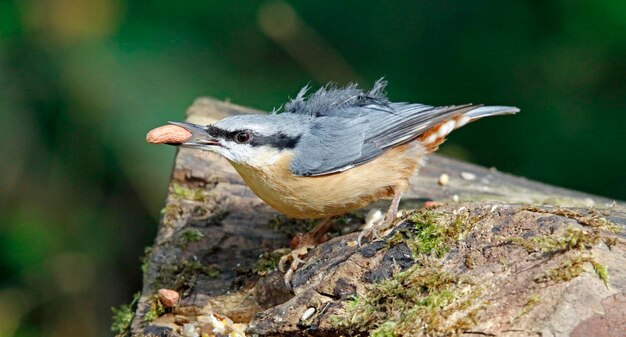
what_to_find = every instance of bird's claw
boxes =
[357,226,382,247]
[279,245,313,289]
[357,209,386,246]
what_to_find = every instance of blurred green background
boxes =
[0,0,624,336]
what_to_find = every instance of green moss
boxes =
[204,208,229,226]
[512,294,540,321]
[537,228,599,252]
[501,236,541,253]
[182,260,221,278]
[144,294,167,322]
[153,259,220,293]
[161,204,180,217]
[523,206,622,233]
[111,292,140,337]
[331,208,483,336]
[386,230,409,248]
[171,183,206,202]
[371,321,396,337]
[253,249,287,276]
[533,255,609,288]
[503,210,614,288]
[332,206,618,336]
[590,259,609,288]
[161,204,183,227]
[498,257,509,270]
[534,256,586,283]
[407,211,448,257]
[178,228,204,247]
[404,209,474,258]
[332,260,480,337]
[141,246,153,276]
[603,237,618,249]
[503,228,600,254]
[464,251,479,270]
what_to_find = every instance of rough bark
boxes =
[129,98,625,337]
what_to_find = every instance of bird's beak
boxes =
[168,121,220,148]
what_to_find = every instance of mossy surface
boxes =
[144,294,167,322]
[160,204,183,227]
[534,256,609,288]
[141,246,153,276]
[403,210,475,258]
[333,259,480,337]
[178,228,205,247]
[501,228,600,254]
[153,259,220,294]
[534,256,588,283]
[253,249,288,276]
[512,294,540,322]
[332,208,482,336]
[330,205,622,336]
[171,183,206,202]
[111,292,140,337]
[522,206,622,233]
[161,183,214,227]
[589,258,610,287]
[502,206,621,289]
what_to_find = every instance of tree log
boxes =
[128,98,625,337]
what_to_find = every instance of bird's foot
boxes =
[357,208,403,246]
[279,231,330,289]
[357,209,386,246]
[358,190,404,246]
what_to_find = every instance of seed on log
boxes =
[157,288,180,307]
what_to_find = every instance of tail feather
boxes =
[464,106,520,121]
[419,105,519,152]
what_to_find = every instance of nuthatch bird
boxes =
[148,79,518,284]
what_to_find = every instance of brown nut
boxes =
[146,125,192,144]
[423,201,444,209]
[158,288,180,307]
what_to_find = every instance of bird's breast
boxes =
[229,142,426,219]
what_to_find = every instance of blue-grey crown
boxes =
[282,78,390,117]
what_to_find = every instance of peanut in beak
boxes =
[146,125,192,144]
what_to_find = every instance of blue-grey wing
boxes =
[365,103,477,148]
[290,104,477,176]
[290,114,375,176]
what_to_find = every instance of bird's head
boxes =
[170,114,305,167]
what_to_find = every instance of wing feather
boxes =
[291,103,479,176]
[287,81,517,176]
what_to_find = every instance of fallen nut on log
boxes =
[146,125,192,144]
[157,289,180,308]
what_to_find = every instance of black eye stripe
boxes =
[251,133,301,150]
[205,125,237,139]
[206,126,301,150]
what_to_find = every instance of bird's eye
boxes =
[234,131,252,144]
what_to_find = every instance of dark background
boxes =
[0,1,624,336]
